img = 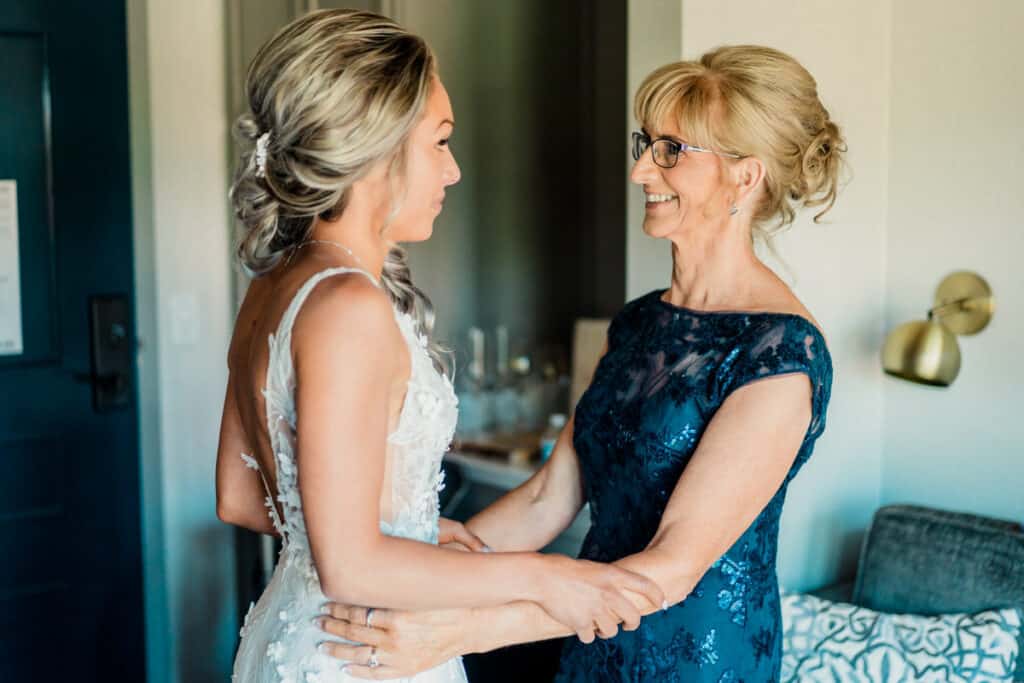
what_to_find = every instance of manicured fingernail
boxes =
[482,545,494,553]
[320,604,330,614]
[661,600,669,611]
[312,617,323,628]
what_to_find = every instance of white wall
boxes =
[628,0,892,590]
[130,0,236,680]
[882,0,1024,521]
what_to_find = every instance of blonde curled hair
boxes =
[635,45,846,238]
[229,9,448,370]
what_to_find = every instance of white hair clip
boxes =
[255,132,271,178]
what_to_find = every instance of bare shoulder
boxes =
[780,297,823,336]
[291,272,402,356]
[759,279,826,341]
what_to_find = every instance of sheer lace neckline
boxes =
[651,288,823,337]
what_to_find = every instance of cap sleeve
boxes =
[716,316,833,439]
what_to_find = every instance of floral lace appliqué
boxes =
[555,289,832,682]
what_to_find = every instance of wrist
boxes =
[519,552,555,603]
[460,606,490,655]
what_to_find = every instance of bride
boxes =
[215,9,663,683]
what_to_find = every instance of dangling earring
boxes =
[729,204,739,216]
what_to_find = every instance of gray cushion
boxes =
[853,504,1024,680]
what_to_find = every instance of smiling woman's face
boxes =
[630,122,738,240]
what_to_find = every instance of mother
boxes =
[321,45,843,682]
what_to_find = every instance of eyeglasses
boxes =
[631,130,742,168]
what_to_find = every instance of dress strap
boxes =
[274,266,380,343]
[260,266,382,541]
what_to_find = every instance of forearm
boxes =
[463,600,574,653]
[465,476,580,552]
[614,547,698,612]
[465,423,585,552]
[317,536,548,611]
[459,566,667,655]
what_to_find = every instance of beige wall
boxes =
[130,0,235,680]
[882,0,1024,520]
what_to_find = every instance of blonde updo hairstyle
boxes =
[230,9,447,370]
[635,45,846,238]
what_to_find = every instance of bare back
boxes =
[221,253,411,524]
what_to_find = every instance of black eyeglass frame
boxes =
[631,130,743,168]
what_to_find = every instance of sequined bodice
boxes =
[557,290,832,683]
[232,267,465,683]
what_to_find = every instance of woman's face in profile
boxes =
[630,120,735,240]
[387,76,462,243]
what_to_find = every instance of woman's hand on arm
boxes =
[320,590,649,680]
[318,601,572,679]
[318,604,477,679]
[614,371,814,611]
[437,517,488,552]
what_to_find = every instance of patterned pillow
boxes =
[781,592,1021,682]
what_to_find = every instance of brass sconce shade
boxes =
[882,271,994,387]
[882,320,961,386]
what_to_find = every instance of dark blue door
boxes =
[0,1,145,680]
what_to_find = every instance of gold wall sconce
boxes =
[882,271,995,387]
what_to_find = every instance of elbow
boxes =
[216,490,256,528]
[216,499,243,526]
[319,567,380,606]
[314,543,384,605]
[319,575,359,605]
[215,480,231,522]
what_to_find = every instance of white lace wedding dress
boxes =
[231,267,467,683]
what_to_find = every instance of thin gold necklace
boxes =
[293,238,368,271]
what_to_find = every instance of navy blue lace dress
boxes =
[555,289,833,683]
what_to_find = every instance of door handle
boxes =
[88,294,132,411]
